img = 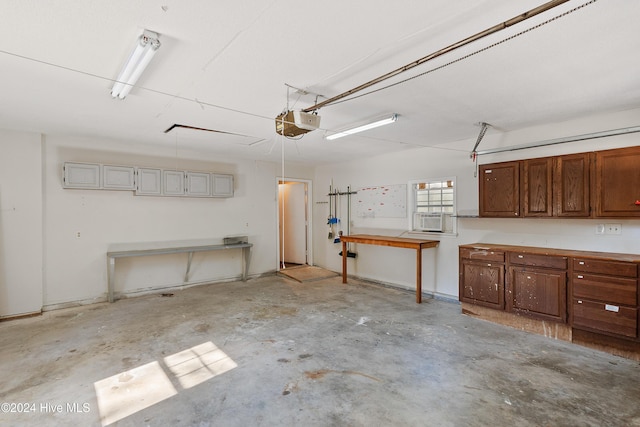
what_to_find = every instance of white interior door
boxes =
[279,181,307,265]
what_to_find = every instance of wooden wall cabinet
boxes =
[521,157,553,217]
[479,146,640,219]
[554,152,591,217]
[459,247,505,310]
[595,146,640,217]
[479,162,520,217]
[481,152,593,218]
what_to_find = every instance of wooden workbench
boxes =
[340,234,439,303]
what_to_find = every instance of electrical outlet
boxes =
[605,223,622,235]
[595,224,605,235]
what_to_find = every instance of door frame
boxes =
[276,177,313,271]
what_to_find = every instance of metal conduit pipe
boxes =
[302,0,571,113]
[474,126,640,156]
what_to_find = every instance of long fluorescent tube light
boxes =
[111,30,161,99]
[325,114,397,140]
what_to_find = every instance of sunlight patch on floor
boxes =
[94,341,236,426]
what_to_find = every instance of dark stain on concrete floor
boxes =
[0,275,639,426]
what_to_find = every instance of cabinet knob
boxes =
[635,200,640,206]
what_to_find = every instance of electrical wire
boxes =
[323,0,598,108]
[0,47,275,124]
[0,0,599,156]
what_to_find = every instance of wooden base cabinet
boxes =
[459,248,505,310]
[460,244,640,355]
[508,267,567,322]
[571,258,638,339]
[506,251,568,322]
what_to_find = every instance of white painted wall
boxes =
[42,135,314,307]
[0,130,43,317]
[0,130,313,313]
[313,107,640,300]
[1,106,638,313]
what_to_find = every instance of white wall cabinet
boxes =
[63,162,233,198]
[103,165,135,190]
[212,174,234,197]
[136,168,162,195]
[163,170,185,196]
[187,172,211,197]
[63,162,100,188]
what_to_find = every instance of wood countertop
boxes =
[460,243,640,263]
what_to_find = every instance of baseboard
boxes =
[349,275,459,304]
[0,310,42,322]
[44,272,271,311]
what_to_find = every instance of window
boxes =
[409,178,456,234]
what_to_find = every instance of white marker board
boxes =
[355,184,407,218]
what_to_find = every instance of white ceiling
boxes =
[1,0,638,165]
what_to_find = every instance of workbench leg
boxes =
[242,247,251,281]
[184,252,193,283]
[416,249,422,304]
[342,240,348,283]
[107,257,115,303]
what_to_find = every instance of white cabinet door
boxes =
[103,165,135,190]
[186,172,210,197]
[136,168,162,195]
[63,162,100,188]
[212,174,234,197]
[163,170,185,196]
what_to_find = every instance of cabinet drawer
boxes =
[572,274,637,306]
[573,258,637,278]
[460,248,504,262]
[572,299,637,338]
[508,252,567,269]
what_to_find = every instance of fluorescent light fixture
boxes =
[325,113,397,140]
[111,30,161,99]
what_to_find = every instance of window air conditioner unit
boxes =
[414,212,445,232]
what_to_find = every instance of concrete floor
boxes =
[1,274,639,427]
